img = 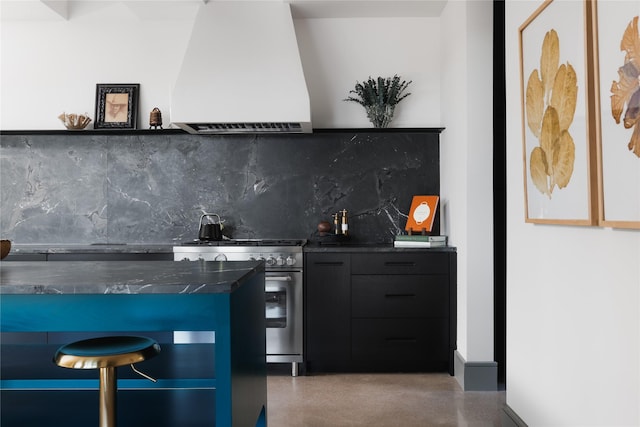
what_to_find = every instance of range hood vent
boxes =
[181,122,305,134]
[171,2,312,134]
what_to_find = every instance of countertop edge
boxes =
[7,244,175,255]
[6,243,456,255]
[303,245,456,253]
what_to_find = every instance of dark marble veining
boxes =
[0,130,441,245]
[0,260,262,294]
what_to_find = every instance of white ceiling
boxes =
[0,0,448,21]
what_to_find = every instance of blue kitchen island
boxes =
[0,260,267,427]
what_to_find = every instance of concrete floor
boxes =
[267,372,506,427]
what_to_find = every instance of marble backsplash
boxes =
[0,130,441,245]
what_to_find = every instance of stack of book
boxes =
[393,235,447,248]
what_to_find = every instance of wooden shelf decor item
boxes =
[405,195,439,235]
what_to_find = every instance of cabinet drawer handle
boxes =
[384,262,415,267]
[385,337,418,343]
[384,293,416,298]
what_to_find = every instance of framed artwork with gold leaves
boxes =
[592,1,640,229]
[519,0,598,225]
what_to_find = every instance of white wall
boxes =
[506,1,640,425]
[293,17,441,128]
[440,0,495,366]
[0,2,198,129]
[0,2,441,130]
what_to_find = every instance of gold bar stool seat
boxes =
[54,335,161,427]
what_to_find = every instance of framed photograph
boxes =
[519,0,598,225]
[592,2,640,229]
[94,83,139,129]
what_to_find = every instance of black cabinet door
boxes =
[351,317,449,370]
[351,274,449,318]
[304,253,351,371]
[351,252,450,275]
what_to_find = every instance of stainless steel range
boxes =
[173,239,305,376]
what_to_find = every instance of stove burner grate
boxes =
[182,239,306,247]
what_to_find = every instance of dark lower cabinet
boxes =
[305,250,456,374]
[304,253,351,370]
[351,317,449,365]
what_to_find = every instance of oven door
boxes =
[265,271,302,362]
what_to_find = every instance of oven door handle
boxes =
[265,276,292,282]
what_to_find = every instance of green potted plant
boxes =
[344,75,412,128]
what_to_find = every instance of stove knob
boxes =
[266,256,277,266]
[198,256,205,261]
[276,256,286,266]
[258,256,266,263]
[214,254,227,261]
[286,256,296,266]
[249,256,257,261]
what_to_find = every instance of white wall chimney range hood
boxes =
[170,2,313,134]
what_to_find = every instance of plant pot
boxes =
[365,104,396,128]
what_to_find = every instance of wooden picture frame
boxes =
[591,1,640,229]
[94,83,139,129]
[519,0,598,225]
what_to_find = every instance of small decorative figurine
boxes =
[149,107,163,129]
[58,112,92,130]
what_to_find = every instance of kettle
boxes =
[198,213,223,241]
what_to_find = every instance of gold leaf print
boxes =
[550,63,578,131]
[525,28,577,197]
[629,124,640,157]
[526,70,545,138]
[625,89,640,156]
[541,29,560,103]
[552,130,575,189]
[620,15,640,62]
[610,65,636,124]
[623,85,640,129]
[530,147,550,196]
[540,106,560,165]
[610,15,640,157]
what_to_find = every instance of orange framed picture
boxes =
[405,195,439,233]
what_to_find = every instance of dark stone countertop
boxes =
[7,244,175,254]
[5,242,457,258]
[7,242,457,254]
[0,260,263,295]
[303,243,456,252]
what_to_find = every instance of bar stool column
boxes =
[99,366,117,427]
